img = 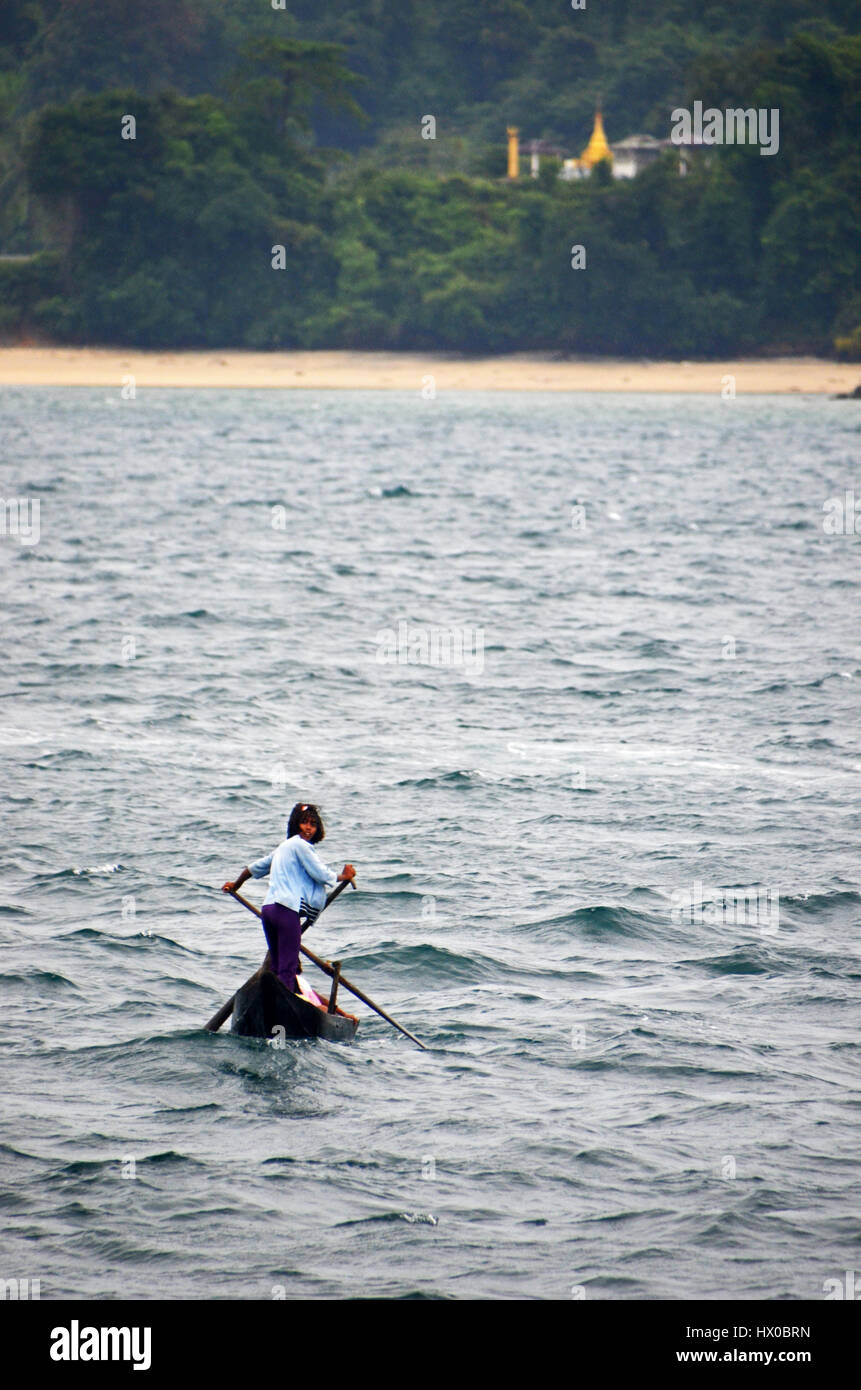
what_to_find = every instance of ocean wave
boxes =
[147,609,219,626]
[398,769,478,789]
[681,947,776,975]
[779,888,861,917]
[0,968,80,992]
[335,1211,438,1228]
[527,904,666,941]
[58,927,201,958]
[344,941,500,983]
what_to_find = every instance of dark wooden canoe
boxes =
[230,969,359,1043]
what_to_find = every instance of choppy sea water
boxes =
[1,386,859,1301]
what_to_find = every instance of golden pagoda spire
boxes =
[579,109,612,170]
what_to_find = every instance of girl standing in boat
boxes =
[222,803,355,994]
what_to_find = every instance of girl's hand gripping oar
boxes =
[214,884,428,1051]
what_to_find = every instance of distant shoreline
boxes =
[0,348,856,394]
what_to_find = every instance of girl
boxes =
[222,803,355,994]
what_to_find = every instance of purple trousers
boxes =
[261,902,302,992]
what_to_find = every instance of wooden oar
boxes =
[216,886,428,1051]
[204,879,354,1034]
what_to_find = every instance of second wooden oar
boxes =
[227,887,428,1051]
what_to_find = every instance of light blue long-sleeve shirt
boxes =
[249,835,336,913]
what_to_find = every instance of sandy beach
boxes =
[0,347,856,393]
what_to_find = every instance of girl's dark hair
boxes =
[287,802,325,843]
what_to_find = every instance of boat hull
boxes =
[230,970,358,1043]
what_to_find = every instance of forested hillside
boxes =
[1,1,859,355]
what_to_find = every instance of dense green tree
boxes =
[0,1,42,60]
[26,0,208,101]
[229,36,364,141]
